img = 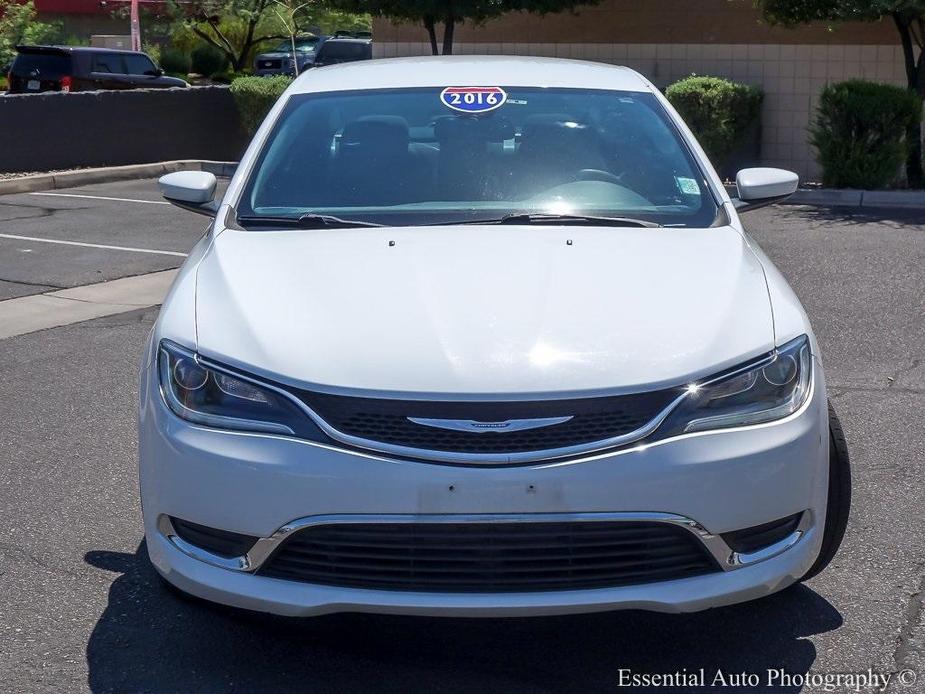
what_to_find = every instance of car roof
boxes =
[321,38,372,44]
[16,44,147,55]
[289,55,651,95]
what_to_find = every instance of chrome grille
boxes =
[296,389,679,456]
[258,521,720,592]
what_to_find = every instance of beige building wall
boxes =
[372,2,908,181]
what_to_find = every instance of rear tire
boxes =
[800,400,851,581]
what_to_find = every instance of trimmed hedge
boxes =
[230,75,293,135]
[810,80,922,189]
[191,44,228,77]
[160,47,190,76]
[665,76,763,172]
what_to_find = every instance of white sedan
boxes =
[140,56,850,617]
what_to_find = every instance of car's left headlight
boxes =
[654,335,813,439]
[157,340,314,436]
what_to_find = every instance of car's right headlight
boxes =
[654,334,813,439]
[158,340,317,437]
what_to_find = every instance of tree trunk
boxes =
[893,13,924,188]
[291,33,299,76]
[909,65,925,189]
[190,25,237,72]
[423,16,438,56]
[442,14,455,56]
[237,0,263,75]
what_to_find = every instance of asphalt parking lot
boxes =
[1,180,924,693]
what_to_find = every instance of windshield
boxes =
[238,87,718,227]
[271,38,319,53]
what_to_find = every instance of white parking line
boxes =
[0,233,188,257]
[30,192,170,205]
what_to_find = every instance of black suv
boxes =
[7,45,188,94]
[311,38,372,68]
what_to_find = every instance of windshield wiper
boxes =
[451,213,661,228]
[236,214,383,229]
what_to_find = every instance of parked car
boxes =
[334,30,372,39]
[310,37,372,67]
[253,35,328,77]
[145,56,850,618]
[6,45,188,94]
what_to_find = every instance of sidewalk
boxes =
[0,270,176,340]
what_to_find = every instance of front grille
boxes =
[260,59,282,69]
[297,389,679,455]
[258,521,720,592]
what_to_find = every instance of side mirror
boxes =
[732,168,799,212]
[159,170,218,217]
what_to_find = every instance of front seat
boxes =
[515,114,607,198]
[331,116,429,206]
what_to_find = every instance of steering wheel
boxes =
[572,169,623,185]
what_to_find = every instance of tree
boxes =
[323,0,603,56]
[0,0,61,67]
[170,0,296,71]
[169,0,369,71]
[758,0,925,187]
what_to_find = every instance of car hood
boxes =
[194,225,774,396]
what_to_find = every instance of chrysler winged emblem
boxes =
[407,416,572,433]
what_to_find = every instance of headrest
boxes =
[434,115,514,145]
[341,116,409,157]
[520,115,597,156]
[521,114,590,140]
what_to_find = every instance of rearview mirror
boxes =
[732,168,799,212]
[159,171,218,217]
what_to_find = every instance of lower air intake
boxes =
[258,520,720,592]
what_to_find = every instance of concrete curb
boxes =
[724,185,925,209]
[0,269,177,340]
[788,189,925,208]
[0,160,237,196]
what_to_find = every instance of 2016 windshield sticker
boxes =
[440,86,507,113]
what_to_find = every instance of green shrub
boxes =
[191,44,228,77]
[160,47,190,76]
[810,80,922,189]
[230,75,293,134]
[143,42,161,66]
[665,76,763,171]
[209,70,234,84]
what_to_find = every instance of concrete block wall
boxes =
[0,86,248,174]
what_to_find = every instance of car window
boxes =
[239,87,718,228]
[318,42,367,60]
[123,53,157,75]
[272,38,320,53]
[12,52,71,77]
[92,53,124,74]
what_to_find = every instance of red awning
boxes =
[35,0,167,13]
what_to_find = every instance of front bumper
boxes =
[253,67,295,77]
[139,356,829,617]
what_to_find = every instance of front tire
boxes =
[800,401,851,581]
